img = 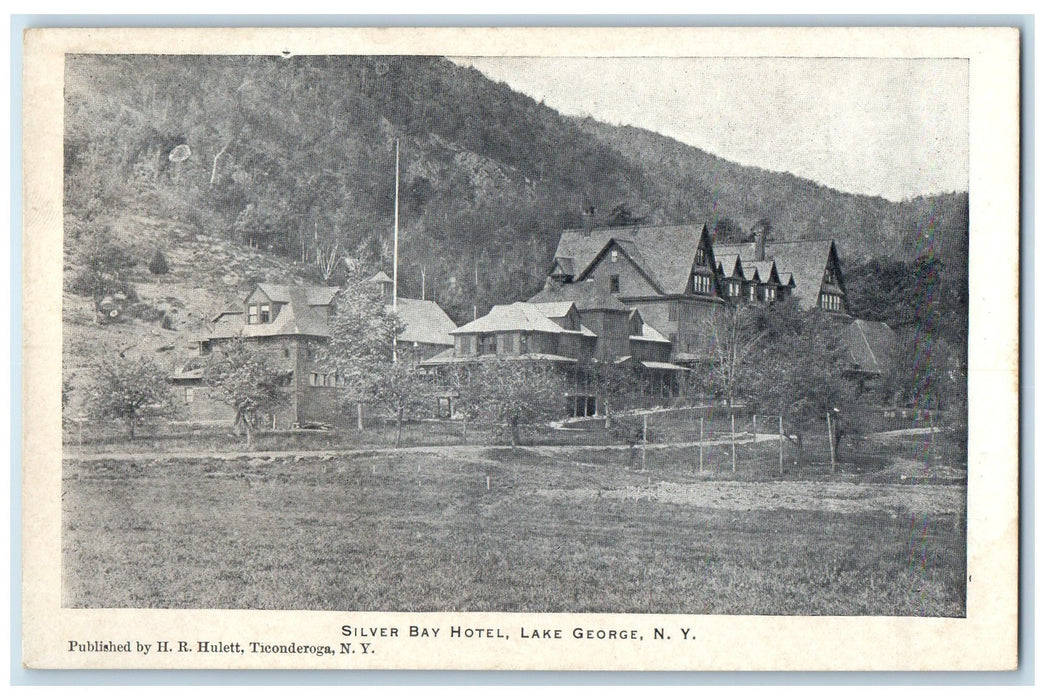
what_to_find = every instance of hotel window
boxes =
[519,332,529,353]
[611,250,619,263]
[695,248,705,264]
[766,286,777,301]
[325,374,336,387]
[821,293,841,311]
[259,303,271,323]
[184,387,195,403]
[609,275,620,293]
[824,268,835,284]
[728,281,741,297]
[247,304,259,324]
[693,274,712,294]
[309,372,319,386]
[749,284,758,302]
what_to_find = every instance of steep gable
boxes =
[576,238,664,296]
[553,222,710,295]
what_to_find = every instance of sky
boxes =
[452,57,968,202]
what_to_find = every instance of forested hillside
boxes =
[64,54,969,323]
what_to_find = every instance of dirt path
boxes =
[63,434,778,463]
[538,480,965,517]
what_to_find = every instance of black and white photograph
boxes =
[21,26,1019,671]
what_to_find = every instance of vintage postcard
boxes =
[21,26,1019,671]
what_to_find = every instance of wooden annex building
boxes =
[171,276,457,428]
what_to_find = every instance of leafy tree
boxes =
[460,357,564,448]
[739,300,853,464]
[202,337,290,446]
[580,359,643,429]
[845,255,968,410]
[368,359,435,447]
[67,228,136,302]
[319,275,431,446]
[712,216,750,243]
[83,355,179,438]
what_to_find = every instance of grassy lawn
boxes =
[63,446,966,616]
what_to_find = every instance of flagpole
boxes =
[392,138,399,363]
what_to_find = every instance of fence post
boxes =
[356,402,364,432]
[730,412,737,473]
[699,415,704,473]
[753,414,758,434]
[826,412,836,473]
[778,415,784,476]
[928,410,938,470]
[642,414,648,471]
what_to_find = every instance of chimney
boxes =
[581,206,596,235]
[755,224,768,261]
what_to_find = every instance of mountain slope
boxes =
[574,119,969,274]
[64,54,969,330]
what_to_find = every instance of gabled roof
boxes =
[630,323,671,344]
[748,261,778,284]
[767,240,836,310]
[550,257,575,277]
[716,254,743,278]
[389,298,457,347]
[528,279,631,312]
[452,302,576,335]
[211,302,243,324]
[846,319,898,375]
[553,223,709,295]
[528,301,576,319]
[243,286,330,337]
[369,271,393,284]
[306,287,339,306]
[713,239,835,310]
[210,284,338,340]
[253,283,293,303]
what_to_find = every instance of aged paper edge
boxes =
[21,26,1020,671]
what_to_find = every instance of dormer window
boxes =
[749,284,758,302]
[766,286,777,301]
[247,304,259,324]
[727,281,741,297]
[824,268,835,284]
[695,248,706,265]
[259,303,271,323]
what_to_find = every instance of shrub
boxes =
[147,249,169,275]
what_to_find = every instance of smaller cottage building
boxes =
[173,277,457,427]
